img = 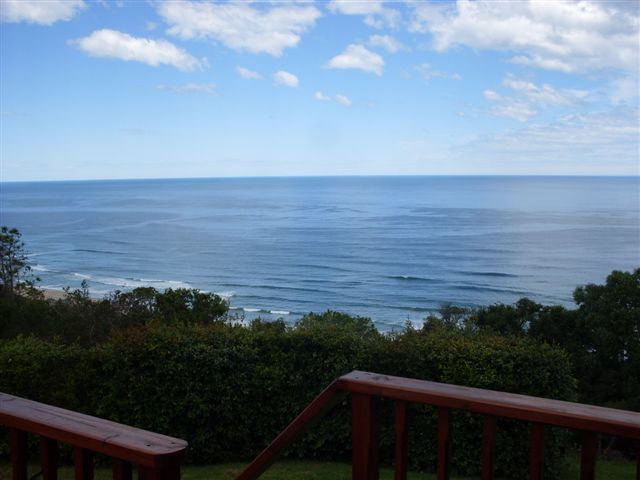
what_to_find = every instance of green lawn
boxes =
[1,455,636,480]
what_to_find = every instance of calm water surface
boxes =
[1,176,638,330]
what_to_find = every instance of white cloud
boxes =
[1,0,85,25]
[458,108,640,174]
[409,0,639,74]
[314,91,330,101]
[484,74,589,121]
[368,34,405,53]
[327,44,384,76]
[72,29,206,71]
[335,94,352,106]
[610,75,640,104]
[158,1,320,57]
[327,0,400,29]
[157,83,216,95]
[273,71,299,87]
[237,67,262,80]
[415,63,461,81]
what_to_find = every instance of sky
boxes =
[0,0,639,181]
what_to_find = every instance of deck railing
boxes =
[237,370,640,480]
[2,371,639,480]
[0,392,187,480]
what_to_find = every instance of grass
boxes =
[1,454,636,480]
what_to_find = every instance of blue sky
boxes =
[1,0,638,181]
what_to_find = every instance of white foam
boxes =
[95,276,192,290]
[72,273,92,280]
[214,291,235,299]
[270,310,290,315]
[32,264,50,272]
[243,308,261,312]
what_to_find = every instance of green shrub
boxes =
[0,315,574,479]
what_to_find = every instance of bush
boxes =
[0,314,574,479]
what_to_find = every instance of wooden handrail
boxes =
[235,380,344,480]
[1,392,187,480]
[338,371,640,439]
[237,370,640,480]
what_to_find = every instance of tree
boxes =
[0,227,39,300]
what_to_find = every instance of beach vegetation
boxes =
[0,226,40,300]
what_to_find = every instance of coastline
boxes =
[40,288,68,301]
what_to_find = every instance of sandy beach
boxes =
[40,288,68,301]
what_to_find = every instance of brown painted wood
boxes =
[74,448,94,480]
[351,394,381,480]
[337,371,640,439]
[394,401,408,480]
[437,408,451,480]
[40,437,58,480]
[0,392,187,468]
[481,416,496,480]
[138,466,180,480]
[10,428,27,480]
[112,459,133,480]
[235,381,343,480]
[580,431,597,480]
[529,423,544,480]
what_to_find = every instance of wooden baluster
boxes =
[10,428,28,480]
[138,466,180,480]
[580,432,597,480]
[351,393,381,480]
[394,401,408,480]
[40,437,58,480]
[481,416,496,480]
[74,448,94,480]
[112,459,133,480]
[529,423,544,480]
[636,441,639,480]
[437,408,451,480]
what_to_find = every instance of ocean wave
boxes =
[72,248,125,256]
[102,277,192,290]
[214,291,235,299]
[459,271,518,278]
[453,284,529,295]
[72,272,92,280]
[32,264,51,272]
[387,275,436,282]
[270,310,290,315]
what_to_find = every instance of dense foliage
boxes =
[0,317,574,479]
[424,269,640,413]
[1,227,637,476]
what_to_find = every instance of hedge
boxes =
[0,319,575,479]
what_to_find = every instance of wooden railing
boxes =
[0,392,188,480]
[237,370,640,480]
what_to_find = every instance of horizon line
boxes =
[2,173,639,184]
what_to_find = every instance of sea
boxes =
[1,176,638,331]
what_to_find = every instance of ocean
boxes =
[1,176,638,330]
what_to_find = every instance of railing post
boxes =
[10,428,28,480]
[351,393,381,480]
[580,431,597,480]
[75,448,94,480]
[40,437,58,480]
[481,416,496,480]
[529,423,544,480]
[139,466,180,480]
[636,441,639,480]
[437,408,451,480]
[394,401,408,480]
[112,459,133,480]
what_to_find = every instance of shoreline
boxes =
[40,288,68,301]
